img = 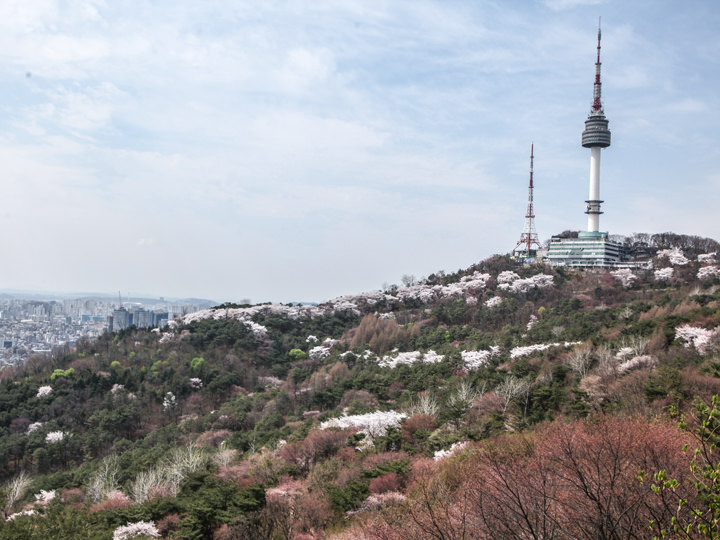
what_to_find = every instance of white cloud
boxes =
[275,48,336,94]
[667,98,706,113]
[544,0,604,10]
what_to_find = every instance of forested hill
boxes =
[1,239,720,539]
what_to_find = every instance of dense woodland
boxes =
[1,234,720,539]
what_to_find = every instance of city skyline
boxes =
[0,295,211,365]
[1,1,718,303]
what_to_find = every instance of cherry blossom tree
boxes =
[36,386,52,398]
[611,268,637,288]
[461,347,500,370]
[657,248,690,265]
[617,355,658,375]
[379,350,444,368]
[113,520,160,540]
[497,270,520,284]
[45,431,65,444]
[654,267,674,281]
[162,392,176,411]
[676,325,719,355]
[308,345,332,360]
[526,314,539,330]
[26,422,43,434]
[433,441,469,461]
[498,274,554,293]
[33,490,55,506]
[698,266,720,280]
[510,342,580,359]
[320,410,406,441]
[698,252,717,264]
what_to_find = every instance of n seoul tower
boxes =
[581,19,611,233]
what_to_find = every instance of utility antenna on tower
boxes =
[513,143,541,258]
[118,291,123,308]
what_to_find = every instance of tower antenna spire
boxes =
[513,143,541,258]
[592,17,603,112]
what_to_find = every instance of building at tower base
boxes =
[546,231,625,267]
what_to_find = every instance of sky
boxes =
[0,0,718,304]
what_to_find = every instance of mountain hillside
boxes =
[1,238,720,539]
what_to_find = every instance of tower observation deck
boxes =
[582,21,611,233]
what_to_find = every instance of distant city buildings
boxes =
[110,306,169,332]
[0,296,211,366]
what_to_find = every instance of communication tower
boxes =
[513,143,541,258]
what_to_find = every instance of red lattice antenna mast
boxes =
[514,144,541,256]
[592,18,603,112]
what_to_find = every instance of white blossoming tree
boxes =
[676,325,719,355]
[611,268,637,288]
[34,490,55,505]
[698,266,720,280]
[433,441,469,461]
[113,520,160,540]
[320,410,406,443]
[163,392,176,411]
[36,386,52,398]
[461,347,500,370]
[26,422,43,434]
[497,274,554,294]
[698,252,717,264]
[497,270,520,284]
[654,267,674,282]
[617,355,658,375]
[378,350,444,369]
[656,248,690,265]
[308,345,332,360]
[45,431,65,444]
